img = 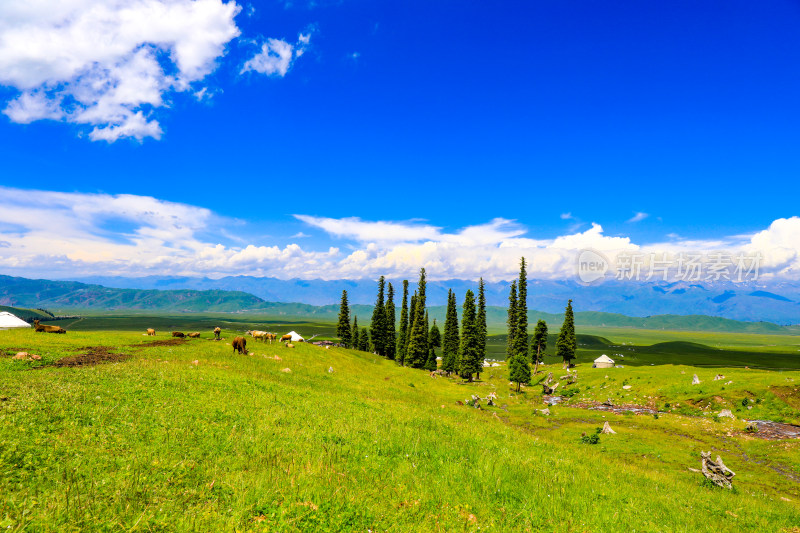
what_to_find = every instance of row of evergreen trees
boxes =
[506,258,577,391]
[336,268,489,380]
[335,259,577,388]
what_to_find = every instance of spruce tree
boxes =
[370,276,387,356]
[508,353,531,392]
[351,316,360,350]
[513,257,528,360]
[458,289,480,381]
[397,280,409,365]
[359,327,370,352]
[556,299,577,369]
[424,347,438,371]
[406,268,428,368]
[506,281,517,360]
[337,290,351,347]
[531,319,548,374]
[385,282,396,360]
[476,277,487,380]
[442,289,459,375]
[429,319,441,350]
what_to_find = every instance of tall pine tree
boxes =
[384,282,396,360]
[556,299,577,369]
[442,289,459,375]
[337,290,351,347]
[476,277,487,380]
[508,352,531,392]
[458,289,481,381]
[370,276,387,356]
[513,258,529,360]
[429,319,441,350]
[407,293,417,354]
[406,268,429,368]
[351,316,360,350]
[506,281,517,360]
[359,327,370,352]
[531,319,548,374]
[397,280,409,365]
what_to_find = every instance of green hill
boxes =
[0,305,52,322]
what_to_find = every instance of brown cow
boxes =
[146,328,156,336]
[232,336,247,354]
[187,332,200,338]
[213,327,221,340]
[265,333,276,343]
[279,334,292,343]
[33,319,66,334]
[172,331,186,338]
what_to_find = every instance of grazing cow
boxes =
[213,327,221,340]
[247,330,269,342]
[187,332,200,338]
[280,334,292,343]
[33,319,66,334]
[265,333,276,343]
[232,336,247,354]
[172,331,186,338]
[286,343,295,349]
[146,328,155,336]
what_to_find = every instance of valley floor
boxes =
[1,327,799,531]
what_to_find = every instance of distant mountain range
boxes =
[0,274,798,335]
[63,274,800,325]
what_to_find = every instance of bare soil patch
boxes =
[132,338,187,348]
[53,346,130,367]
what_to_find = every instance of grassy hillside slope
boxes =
[1,328,798,531]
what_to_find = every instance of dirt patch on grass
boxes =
[131,338,187,348]
[770,386,800,411]
[53,346,129,367]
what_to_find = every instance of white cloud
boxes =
[627,212,649,223]
[1,186,798,282]
[241,32,311,76]
[0,0,241,141]
[560,212,573,220]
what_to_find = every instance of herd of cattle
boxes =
[31,320,300,355]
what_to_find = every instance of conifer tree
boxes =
[508,352,531,392]
[359,327,370,352]
[442,289,459,375]
[513,257,528,360]
[385,282,396,360]
[531,319,548,374]
[556,299,577,369]
[429,319,441,350]
[370,276,387,356]
[397,280,409,365]
[406,268,429,368]
[337,290,351,347]
[424,347,438,371]
[407,292,417,355]
[476,277,487,380]
[506,281,517,360]
[351,316,360,350]
[458,289,480,381]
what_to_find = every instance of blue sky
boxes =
[0,0,798,281]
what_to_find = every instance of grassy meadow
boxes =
[1,320,799,531]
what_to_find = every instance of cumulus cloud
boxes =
[241,32,311,77]
[0,0,241,141]
[0,186,798,282]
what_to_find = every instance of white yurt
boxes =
[285,331,305,342]
[593,354,615,368]
[0,312,32,330]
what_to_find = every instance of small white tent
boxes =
[593,354,615,369]
[285,331,305,342]
[0,312,31,330]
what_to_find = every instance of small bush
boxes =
[741,398,749,407]
[653,413,659,420]
[664,402,671,408]
[580,433,600,445]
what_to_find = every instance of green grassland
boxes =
[1,324,799,531]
